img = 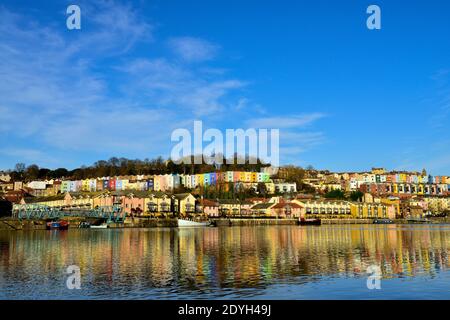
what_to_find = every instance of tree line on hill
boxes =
[6,155,273,182]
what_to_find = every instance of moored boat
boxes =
[407,218,430,224]
[46,220,69,230]
[178,218,210,227]
[79,221,91,228]
[373,219,394,224]
[298,218,321,226]
[90,223,108,229]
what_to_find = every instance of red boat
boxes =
[298,218,321,226]
[46,220,70,230]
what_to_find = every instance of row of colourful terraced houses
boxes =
[23,171,296,195]
[14,191,401,219]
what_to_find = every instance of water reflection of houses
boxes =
[1,226,450,296]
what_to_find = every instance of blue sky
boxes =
[1,0,450,174]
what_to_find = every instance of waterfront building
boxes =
[144,192,172,214]
[270,202,302,218]
[67,192,95,209]
[250,202,276,215]
[380,197,401,217]
[351,202,396,219]
[295,199,353,218]
[423,197,450,214]
[18,194,66,208]
[122,191,146,215]
[200,199,219,217]
[17,192,95,209]
[218,199,241,216]
[173,193,197,215]
[93,191,114,207]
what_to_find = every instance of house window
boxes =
[185,203,194,213]
[285,205,292,216]
[148,202,157,212]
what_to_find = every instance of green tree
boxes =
[24,164,39,181]
[349,191,364,202]
[324,189,346,200]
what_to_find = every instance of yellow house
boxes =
[143,192,172,215]
[218,199,241,216]
[196,174,204,186]
[81,179,90,192]
[380,198,401,217]
[173,193,196,216]
[350,202,395,219]
[66,192,94,209]
[251,172,258,183]
[19,192,96,209]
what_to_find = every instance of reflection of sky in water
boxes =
[0,225,449,299]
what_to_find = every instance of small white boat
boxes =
[177,219,210,227]
[90,223,108,229]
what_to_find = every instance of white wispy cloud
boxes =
[117,58,247,116]
[0,2,251,167]
[168,37,219,62]
[0,1,327,169]
[243,112,327,165]
[246,113,326,128]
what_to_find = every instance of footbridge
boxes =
[12,204,127,223]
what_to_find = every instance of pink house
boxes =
[122,192,145,216]
[271,202,303,218]
[201,199,219,217]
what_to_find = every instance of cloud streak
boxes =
[0,1,327,169]
[246,113,326,128]
[168,37,219,62]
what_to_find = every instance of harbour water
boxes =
[0,225,449,299]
